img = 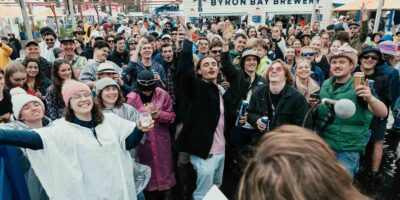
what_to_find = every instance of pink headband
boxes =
[62,80,91,106]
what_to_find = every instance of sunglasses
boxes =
[46,38,54,42]
[211,50,222,54]
[171,32,178,35]
[71,92,93,100]
[130,42,138,45]
[362,55,379,60]
[137,79,156,86]
[268,66,284,72]
[301,52,315,57]
[108,40,114,43]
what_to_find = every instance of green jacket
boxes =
[316,77,372,153]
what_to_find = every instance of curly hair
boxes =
[238,125,370,200]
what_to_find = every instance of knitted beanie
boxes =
[10,87,45,120]
[95,78,120,94]
[61,80,91,106]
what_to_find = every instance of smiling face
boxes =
[101,86,119,106]
[248,27,257,38]
[44,34,55,48]
[360,52,379,70]
[26,61,39,78]
[310,39,322,52]
[62,41,76,57]
[198,57,218,82]
[243,55,258,74]
[116,39,125,52]
[140,43,153,60]
[25,45,41,59]
[295,61,312,79]
[268,62,286,83]
[94,47,110,62]
[58,63,73,82]
[285,48,296,60]
[20,101,44,123]
[69,91,93,115]
[330,56,354,80]
[234,36,247,52]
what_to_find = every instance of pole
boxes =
[311,0,318,25]
[50,5,60,35]
[67,0,76,26]
[374,0,384,33]
[17,0,33,41]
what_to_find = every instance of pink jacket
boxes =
[126,87,176,191]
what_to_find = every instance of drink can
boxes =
[368,79,376,96]
[354,72,365,88]
[236,100,249,127]
[261,116,269,132]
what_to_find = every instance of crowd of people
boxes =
[0,5,400,200]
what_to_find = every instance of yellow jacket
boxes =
[0,43,13,70]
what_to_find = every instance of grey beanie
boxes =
[95,78,120,94]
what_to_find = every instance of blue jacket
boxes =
[0,146,30,200]
[377,63,400,105]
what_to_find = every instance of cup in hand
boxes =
[139,112,152,128]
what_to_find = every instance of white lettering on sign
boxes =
[210,0,318,6]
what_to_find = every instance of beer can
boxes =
[368,79,376,96]
[261,116,269,132]
[354,72,365,88]
[236,100,249,127]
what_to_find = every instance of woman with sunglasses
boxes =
[353,46,391,185]
[0,80,152,199]
[23,58,51,100]
[5,62,27,90]
[247,60,312,136]
[126,70,176,200]
[45,59,74,120]
[293,59,320,100]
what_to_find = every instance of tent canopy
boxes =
[0,6,23,17]
[333,0,400,11]
[35,8,64,17]
[77,8,109,17]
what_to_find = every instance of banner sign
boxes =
[210,0,319,6]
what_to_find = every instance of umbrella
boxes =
[333,0,400,11]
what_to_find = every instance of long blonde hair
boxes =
[237,125,370,200]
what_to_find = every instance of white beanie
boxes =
[95,77,120,94]
[10,87,45,120]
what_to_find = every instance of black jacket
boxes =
[354,66,392,108]
[220,51,266,113]
[175,40,234,159]
[39,57,52,80]
[80,46,94,60]
[247,83,312,131]
[108,50,130,67]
